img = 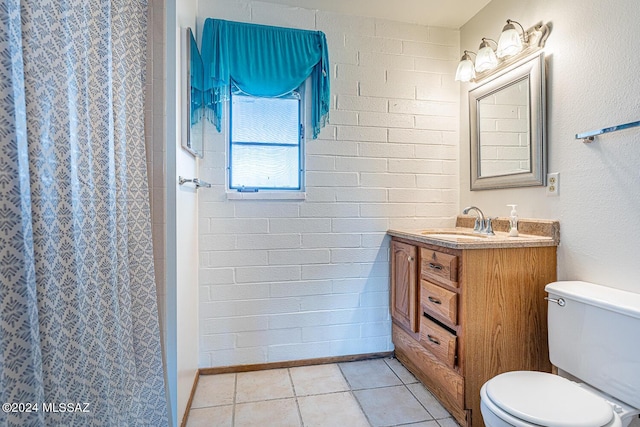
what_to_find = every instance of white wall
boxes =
[460,0,640,294]
[196,0,460,368]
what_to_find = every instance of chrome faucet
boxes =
[462,206,486,233]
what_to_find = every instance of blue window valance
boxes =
[201,18,330,139]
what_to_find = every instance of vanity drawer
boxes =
[420,316,457,368]
[420,248,458,288]
[421,280,457,326]
[393,324,465,420]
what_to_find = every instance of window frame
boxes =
[226,81,307,197]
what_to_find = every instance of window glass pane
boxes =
[231,95,299,145]
[230,144,300,189]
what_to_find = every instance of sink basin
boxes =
[420,230,488,240]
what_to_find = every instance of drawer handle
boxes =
[427,296,442,305]
[408,256,414,262]
[427,335,440,345]
[428,262,443,271]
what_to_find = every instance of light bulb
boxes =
[474,39,498,73]
[455,52,476,82]
[497,20,524,58]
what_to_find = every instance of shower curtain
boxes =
[0,0,168,426]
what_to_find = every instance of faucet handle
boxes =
[484,217,495,235]
[473,217,482,232]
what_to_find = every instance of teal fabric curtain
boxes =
[201,18,330,138]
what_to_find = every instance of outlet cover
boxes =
[547,172,559,196]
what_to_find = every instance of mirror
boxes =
[182,27,204,158]
[469,52,546,190]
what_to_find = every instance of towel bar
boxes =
[576,119,640,142]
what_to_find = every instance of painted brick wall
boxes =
[196,0,460,368]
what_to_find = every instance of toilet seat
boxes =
[484,371,615,427]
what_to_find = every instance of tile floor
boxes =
[187,357,460,427]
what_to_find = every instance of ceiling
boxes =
[256,0,492,29]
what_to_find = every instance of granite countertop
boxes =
[388,216,560,250]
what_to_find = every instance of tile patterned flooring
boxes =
[187,357,460,427]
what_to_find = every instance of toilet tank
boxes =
[545,281,640,409]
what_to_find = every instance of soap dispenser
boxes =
[507,204,519,237]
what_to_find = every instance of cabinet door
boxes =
[391,240,418,332]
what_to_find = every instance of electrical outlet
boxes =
[547,172,559,196]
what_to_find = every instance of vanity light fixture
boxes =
[455,19,550,83]
[454,50,476,82]
[474,38,498,73]
[497,19,526,58]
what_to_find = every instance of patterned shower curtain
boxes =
[0,0,168,426]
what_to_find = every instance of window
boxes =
[228,84,304,192]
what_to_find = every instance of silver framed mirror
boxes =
[182,27,204,158]
[469,52,546,190]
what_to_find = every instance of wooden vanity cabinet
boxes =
[390,236,556,427]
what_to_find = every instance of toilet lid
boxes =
[485,371,613,427]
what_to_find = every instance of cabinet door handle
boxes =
[427,335,440,345]
[408,256,414,262]
[428,263,443,271]
[427,296,442,305]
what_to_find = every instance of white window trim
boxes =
[226,191,307,200]
[225,78,311,201]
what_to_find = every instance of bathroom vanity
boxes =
[388,216,560,427]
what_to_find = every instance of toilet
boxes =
[480,281,640,427]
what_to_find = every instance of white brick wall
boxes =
[196,0,460,368]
